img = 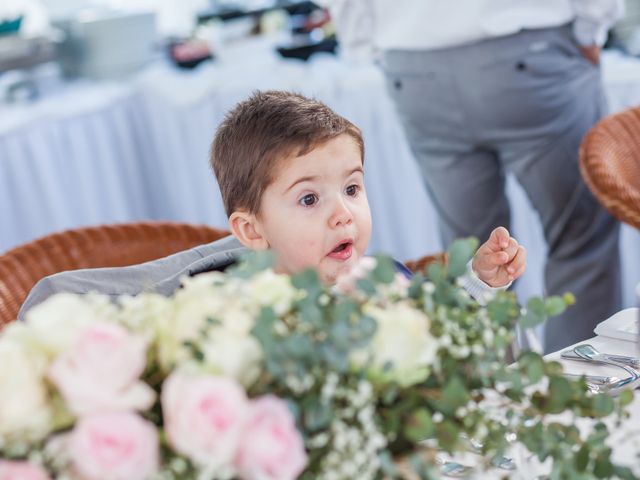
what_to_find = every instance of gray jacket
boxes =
[18,235,247,320]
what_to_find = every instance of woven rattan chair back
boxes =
[404,252,447,274]
[579,106,640,230]
[0,222,230,328]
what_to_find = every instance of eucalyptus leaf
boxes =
[371,255,397,283]
[545,296,568,317]
[447,237,478,278]
[404,408,435,442]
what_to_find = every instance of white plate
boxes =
[594,307,639,342]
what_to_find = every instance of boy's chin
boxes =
[319,259,358,286]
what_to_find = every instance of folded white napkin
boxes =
[594,307,639,342]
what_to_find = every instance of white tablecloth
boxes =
[453,333,640,478]
[1,47,639,308]
[546,334,640,477]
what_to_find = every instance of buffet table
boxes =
[1,47,639,308]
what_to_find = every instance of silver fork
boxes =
[435,457,474,478]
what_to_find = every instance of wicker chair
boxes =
[0,222,230,328]
[404,252,447,274]
[0,220,445,329]
[579,106,640,230]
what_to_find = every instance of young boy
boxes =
[212,90,525,292]
[19,91,525,319]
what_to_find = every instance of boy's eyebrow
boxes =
[285,175,318,193]
[284,167,364,193]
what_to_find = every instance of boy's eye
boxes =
[299,193,318,207]
[345,184,360,196]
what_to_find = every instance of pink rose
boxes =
[69,412,158,480]
[48,322,154,416]
[162,372,250,470]
[0,461,50,480]
[235,395,307,480]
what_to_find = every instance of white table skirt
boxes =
[1,48,639,308]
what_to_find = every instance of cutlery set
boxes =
[437,345,639,477]
[561,344,640,394]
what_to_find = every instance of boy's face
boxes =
[251,134,372,284]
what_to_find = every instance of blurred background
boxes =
[1,0,640,310]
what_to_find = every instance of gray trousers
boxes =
[382,24,621,353]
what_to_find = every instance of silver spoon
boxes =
[573,344,640,391]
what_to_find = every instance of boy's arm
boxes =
[460,260,511,306]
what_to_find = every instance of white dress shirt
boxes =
[321,0,624,58]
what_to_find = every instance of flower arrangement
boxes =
[0,239,636,479]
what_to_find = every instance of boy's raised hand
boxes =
[472,227,527,287]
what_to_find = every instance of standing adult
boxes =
[322,0,624,352]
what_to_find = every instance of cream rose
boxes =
[0,339,52,443]
[156,273,256,369]
[247,270,299,315]
[23,293,116,357]
[200,328,263,387]
[362,303,437,387]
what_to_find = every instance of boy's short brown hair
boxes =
[210,90,364,216]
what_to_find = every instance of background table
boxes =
[1,46,639,308]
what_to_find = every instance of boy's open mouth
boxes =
[333,243,349,252]
[328,240,354,260]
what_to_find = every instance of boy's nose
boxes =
[329,198,354,227]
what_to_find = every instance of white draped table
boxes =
[1,47,639,308]
[460,333,640,479]
[546,334,640,477]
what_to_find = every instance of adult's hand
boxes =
[580,45,601,65]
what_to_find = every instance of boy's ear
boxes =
[229,210,269,251]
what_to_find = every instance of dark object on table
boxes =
[198,1,318,24]
[0,16,23,36]
[168,39,213,69]
[276,37,336,61]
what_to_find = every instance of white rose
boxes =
[157,274,257,369]
[23,293,117,357]
[117,292,172,335]
[199,327,263,387]
[247,271,299,315]
[0,339,52,443]
[362,303,437,387]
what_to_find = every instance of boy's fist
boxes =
[472,227,527,288]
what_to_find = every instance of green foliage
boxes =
[227,250,276,278]
[446,237,479,279]
[239,247,636,479]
